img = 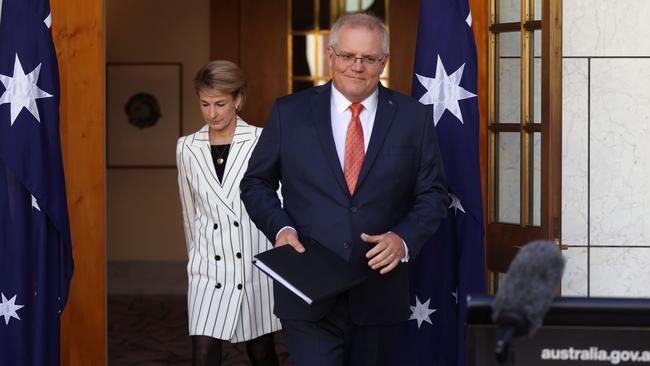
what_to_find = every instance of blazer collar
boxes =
[311,82,350,197]
[356,84,397,190]
[190,116,255,147]
[187,117,257,219]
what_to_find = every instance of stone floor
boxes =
[107,295,292,365]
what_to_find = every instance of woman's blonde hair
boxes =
[193,60,247,110]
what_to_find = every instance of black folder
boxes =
[253,239,367,305]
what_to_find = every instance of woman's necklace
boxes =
[213,144,230,165]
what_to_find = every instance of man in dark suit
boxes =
[241,12,449,366]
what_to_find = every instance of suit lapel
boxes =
[221,119,257,218]
[187,125,237,219]
[311,83,350,197]
[357,85,397,190]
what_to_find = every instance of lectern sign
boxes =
[468,326,650,365]
[467,295,650,366]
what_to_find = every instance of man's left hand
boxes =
[362,231,405,275]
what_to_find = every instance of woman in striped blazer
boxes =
[176,60,281,366]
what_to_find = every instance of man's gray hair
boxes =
[329,13,389,54]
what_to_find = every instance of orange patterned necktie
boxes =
[344,102,364,195]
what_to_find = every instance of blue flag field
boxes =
[393,0,486,365]
[0,0,74,364]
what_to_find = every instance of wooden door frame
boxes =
[485,0,562,275]
[51,0,107,364]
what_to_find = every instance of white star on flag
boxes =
[31,195,41,211]
[466,11,472,27]
[449,193,466,215]
[0,54,53,125]
[416,55,477,126]
[0,292,24,325]
[451,289,458,304]
[409,296,436,328]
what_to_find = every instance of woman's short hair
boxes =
[330,13,389,54]
[193,60,247,109]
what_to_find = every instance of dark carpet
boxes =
[108,295,292,366]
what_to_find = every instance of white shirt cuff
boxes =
[401,240,410,263]
[388,231,410,262]
[276,226,296,240]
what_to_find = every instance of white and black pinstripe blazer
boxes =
[176,118,281,341]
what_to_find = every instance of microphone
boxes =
[491,240,565,364]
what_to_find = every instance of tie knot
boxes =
[349,102,363,118]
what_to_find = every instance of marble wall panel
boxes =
[564,0,650,57]
[562,59,589,245]
[590,247,650,297]
[590,58,650,246]
[561,247,588,296]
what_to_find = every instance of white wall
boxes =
[561,0,650,297]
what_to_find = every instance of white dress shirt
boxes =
[330,85,378,168]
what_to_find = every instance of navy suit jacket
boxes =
[240,82,449,326]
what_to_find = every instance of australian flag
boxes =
[0,0,74,364]
[393,0,486,365]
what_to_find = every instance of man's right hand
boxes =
[275,227,305,253]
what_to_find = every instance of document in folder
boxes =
[253,239,367,305]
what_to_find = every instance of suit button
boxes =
[237,284,242,290]
[236,252,242,259]
[350,206,358,213]
[343,241,350,249]
[215,283,222,289]
[233,221,239,227]
[213,223,218,230]
[215,255,221,261]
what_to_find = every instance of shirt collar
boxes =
[331,83,379,114]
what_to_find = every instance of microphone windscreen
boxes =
[491,240,565,336]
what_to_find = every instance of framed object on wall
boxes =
[107,62,182,167]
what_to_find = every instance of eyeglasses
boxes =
[330,47,386,66]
